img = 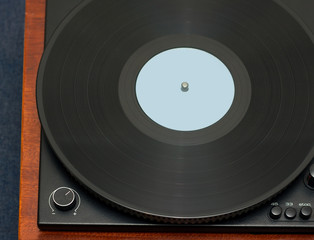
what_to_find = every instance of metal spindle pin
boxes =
[181,82,189,92]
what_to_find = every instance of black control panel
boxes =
[38,0,314,232]
[38,132,314,232]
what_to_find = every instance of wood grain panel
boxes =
[19,0,314,239]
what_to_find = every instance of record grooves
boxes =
[37,0,314,223]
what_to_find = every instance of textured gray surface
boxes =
[0,0,25,239]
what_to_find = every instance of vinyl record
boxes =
[37,0,314,223]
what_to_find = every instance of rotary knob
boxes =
[52,187,76,211]
[305,164,314,189]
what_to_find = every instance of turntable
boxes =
[35,0,314,233]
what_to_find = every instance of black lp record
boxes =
[37,0,314,223]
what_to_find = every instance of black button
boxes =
[270,206,282,219]
[285,207,297,219]
[300,206,312,220]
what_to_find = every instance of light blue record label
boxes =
[136,48,235,131]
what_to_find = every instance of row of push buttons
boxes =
[270,206,312,220]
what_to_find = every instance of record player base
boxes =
[18,0,314,239]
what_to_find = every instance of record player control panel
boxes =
[44,161,314,224]
[268,163,314,221]
[38,133,314,231]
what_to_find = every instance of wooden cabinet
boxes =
[18,1,314,239]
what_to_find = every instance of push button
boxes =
[284,207,296,219]
[300,206,312,220]
[269,206,282,219]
